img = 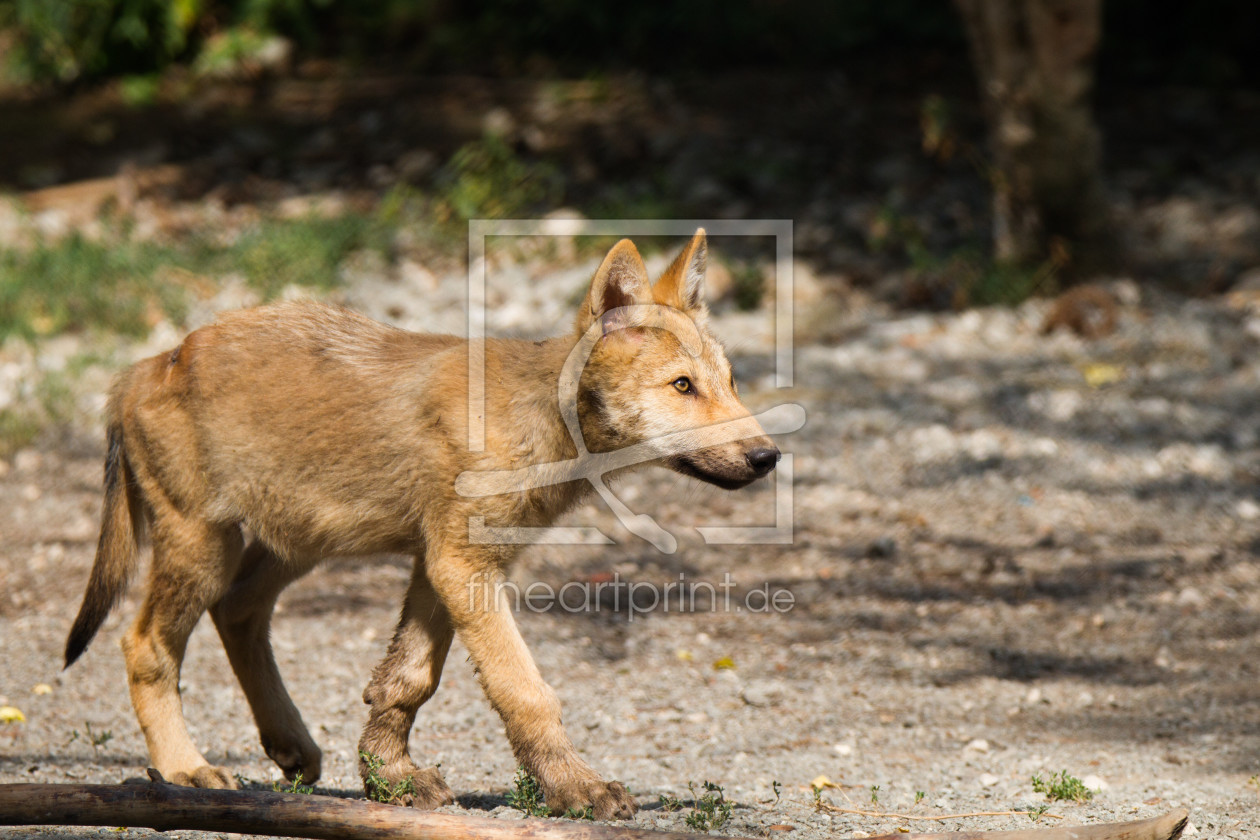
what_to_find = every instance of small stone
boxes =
[1025,687,1044,705]
[978,773,1000,787]
[1182,822,1197,835]
[866,537,897,559]
[1236,499,1260,521]
[833,743,853,756]
[1081,775,1107,792]
[964,738,990,753]
[740,680,783,708]
[13,449,41,473]
[1175,587,1206,608]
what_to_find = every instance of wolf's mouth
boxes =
[666,455,758,491]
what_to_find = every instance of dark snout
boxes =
[745,445,781,477]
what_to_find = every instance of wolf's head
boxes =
[574,230,780,490]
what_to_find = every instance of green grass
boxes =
[359,751,417,804]
[273,772,315,795]
[683,781,732,832]
[0,212,392,343]
[1031,770,1094,804]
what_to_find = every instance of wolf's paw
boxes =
[169,765,240,789]
[262,732,323,785]
[546,778,637,821]
[362,759,454,809]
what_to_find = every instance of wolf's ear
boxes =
[654,228,707,313]
[578,238,652,335]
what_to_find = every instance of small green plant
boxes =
[564,805,595,820]
[69,722,113,753]
[811,785,823,809]
[869,785,880,805]
[273,772,314,795]
[505,766,549,817]
[915,790,926,805]
[1031,770,1093,804]
[1028,804,1051,822]
[684,781,731,832]
[771,780,782,804]
[659,792,683,813]
[1248,774,1259,791]
[359,751,416,804]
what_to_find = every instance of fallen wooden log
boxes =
[0,781,1187,840]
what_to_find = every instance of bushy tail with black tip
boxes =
[65,419,143,667]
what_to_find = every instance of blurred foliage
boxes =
[0,213,386,340]
[433,134,562,227]
[1,0,1256,88]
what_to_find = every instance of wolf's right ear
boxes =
[577,238,652,336]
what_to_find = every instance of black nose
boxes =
[746,446,781,476]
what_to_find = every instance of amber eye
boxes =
[672,377,693,394]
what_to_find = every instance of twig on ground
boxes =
[813,800,1066,822]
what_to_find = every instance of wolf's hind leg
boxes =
[358,556,455,808]
[211,541,322,784]
[122,518,243,789]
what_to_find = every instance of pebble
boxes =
[13,450,42,473]
[964,738,990,754]
[1176,587,1207,608]
[978,774,1000,787]
[740,681,784,708]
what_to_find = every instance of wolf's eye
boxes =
[672,377,693,394]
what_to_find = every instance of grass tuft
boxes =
[683,781,731,832]
[1031,770,1094,803]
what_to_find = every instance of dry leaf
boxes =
[1080,362,1124,388]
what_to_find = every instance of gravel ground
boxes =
[3,263,1260,839]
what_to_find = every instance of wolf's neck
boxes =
[480,333,591,517]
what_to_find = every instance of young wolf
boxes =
[64,230,779,819]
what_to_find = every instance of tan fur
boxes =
[64,231,778,819]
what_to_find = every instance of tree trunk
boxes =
[954,0,1111,272]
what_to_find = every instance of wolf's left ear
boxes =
[654,228,707,312]
[577,238,652,336]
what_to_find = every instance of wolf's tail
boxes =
[65,414,144,667]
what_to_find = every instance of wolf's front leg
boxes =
[358,557,456,808]
[427,548,637,820]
